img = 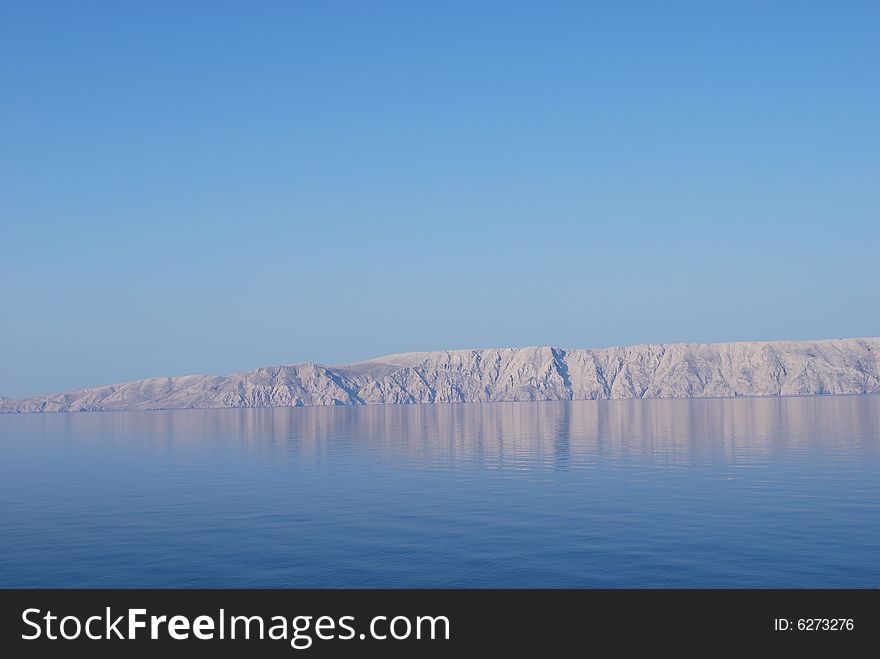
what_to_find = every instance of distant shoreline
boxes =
[3,337,878,414]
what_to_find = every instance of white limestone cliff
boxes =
[2,338,878,413]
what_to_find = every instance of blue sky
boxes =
[1,1,878,397]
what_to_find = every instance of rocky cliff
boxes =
[2,338,879,413]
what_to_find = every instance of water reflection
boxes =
[8,394,879,469]
[1,395,879,587]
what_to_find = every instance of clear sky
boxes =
[1,1,878,397]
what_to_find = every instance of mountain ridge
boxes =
[2,337,879,413]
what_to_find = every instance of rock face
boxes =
[2,338,879,413]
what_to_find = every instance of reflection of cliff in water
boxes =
[18,394,879,470]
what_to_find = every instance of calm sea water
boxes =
[1,396,878,588]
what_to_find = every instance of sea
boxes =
[1,395,878,587]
